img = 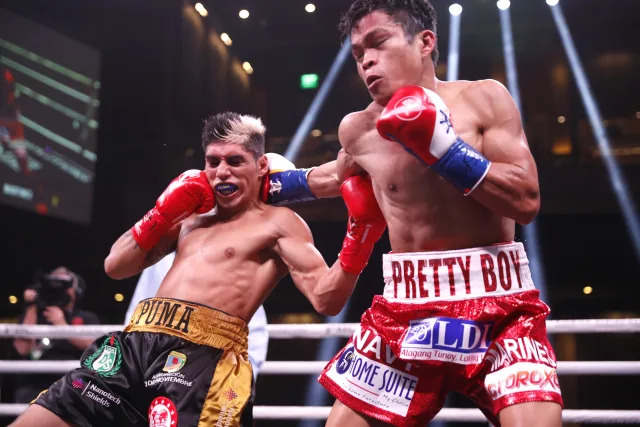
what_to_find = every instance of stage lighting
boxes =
[194,2,208,17]
[220,33,232,46]
[550,3,640,262]
[557,115,566,124]
[242,61,254,75]
[239,9,249,19]
[498,0,549,303]
[305,3,316,13]
[449,3,463,16]
[497,0,511,10]
[547,0,560,6]
[446,4,462,80]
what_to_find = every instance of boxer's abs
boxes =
[352,125,514,253]
[372,159,514,252]
[155,254,279,322]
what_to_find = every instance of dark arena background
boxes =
[0,0,639,426]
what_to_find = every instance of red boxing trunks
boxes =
[319,242,563,427]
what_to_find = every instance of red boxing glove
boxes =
[377,86,491,195]
[132,170,215,250]
[338,175,387,274]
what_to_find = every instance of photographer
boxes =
[11,266,99,403]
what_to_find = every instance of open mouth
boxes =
[215,183,238,196]
[366,75,381,88]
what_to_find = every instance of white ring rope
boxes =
[1,318,640,339]
[2,320,638,423]
[0,360,639,375]
[0,404,637,423]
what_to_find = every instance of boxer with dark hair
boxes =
[294,1,561,426]
[10,112,386,427]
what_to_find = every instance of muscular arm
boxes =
[273,211,358,315]
[306,160,341,198]
[305,114,367,199]
[104,225,180,280]
[469,80,540,224]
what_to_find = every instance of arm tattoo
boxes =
[144,239,178,267]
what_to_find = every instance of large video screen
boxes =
[0,9,100,224]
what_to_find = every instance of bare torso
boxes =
[155,205,287,321]
[343,80,514,252]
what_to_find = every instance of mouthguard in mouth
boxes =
[215,183,238,195]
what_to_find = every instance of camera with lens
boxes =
[30,272,76,311]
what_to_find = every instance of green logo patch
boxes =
[83,335,122,377]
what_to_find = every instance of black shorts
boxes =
[34,297,253,427]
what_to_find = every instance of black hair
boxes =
[339,0,439,64]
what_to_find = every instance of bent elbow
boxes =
[515,191,540,225]
[316,302,342,317]
[104,255,125,280]
[313,295,344,317]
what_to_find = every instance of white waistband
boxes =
[382,242,535,303]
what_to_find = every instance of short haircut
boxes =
[339,0,439,65]
[201,112,266,159]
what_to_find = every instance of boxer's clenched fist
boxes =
[132,170,215,250]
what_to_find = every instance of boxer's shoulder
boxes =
[339,107,377,147]
[440,79,513,127]
[264,205,312,240]
[456,79,511,107]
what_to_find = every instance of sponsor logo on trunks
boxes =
[326,346,418,417]
[77,380,122,408]
[336,347,355,374]
[134,300,194,333]
[399,317,492,364]
[216,388,239,427]
[484,337,557,371]
[352,328,401,365]
[388,248,526,300]
[83,335,122,377]
[145,371,194,388]
[163,351,186,373]
[149,396,178,427]
[484,362,561,400]
[72,379,84,389]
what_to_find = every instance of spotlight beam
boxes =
[498,6,549,303]
[549,3,640,262]
[282,41,353,427]
[446,6,462,81]
[284,39,352,162]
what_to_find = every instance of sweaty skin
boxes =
[313,11,539,253]
[319,9,557,427]
[106,143,358,321]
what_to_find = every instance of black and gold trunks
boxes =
[34,297,253,427]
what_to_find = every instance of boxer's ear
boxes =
[257,154,268,178]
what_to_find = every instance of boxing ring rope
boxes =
[0,404,637,424]
[1,360,639,376]
[1,318,640,339]
[0,402,636,423]
[1,319,639,423]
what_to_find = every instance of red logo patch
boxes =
[148,396,178,427]
[393,96,424,121]
[223,388,238,401]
